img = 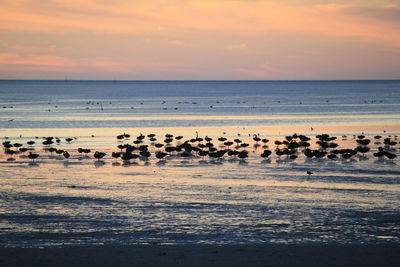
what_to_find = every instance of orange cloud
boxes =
[0,52,183,76]
[233,63,285,78]
[227,44,249,54]
[0,1,399,79]
[0,53,75,67]
[1,1,399,43]
[166,40,189,47]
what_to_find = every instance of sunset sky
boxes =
[1,0,400,80]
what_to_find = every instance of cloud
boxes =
[227,43,249,53]
[0,0,168,34]
[0,1,399,79]
[166,40,189,47]
[233,63,285,78]
[344,6,400,22]
[0,1,395,32]
[0,53,180,74]
[1,1,399,45]
[0,53,75,67]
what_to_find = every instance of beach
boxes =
[1,244,400,267]
[0,80,399,265]
[2,0,400,264]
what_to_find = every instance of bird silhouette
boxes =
[28,152,39,162]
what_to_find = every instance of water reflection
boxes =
[156,160,167,166]
[63,161,72,168]
[28,162,39,167]
[238,160,248,166]
[94,160,106,167]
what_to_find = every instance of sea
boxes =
[0,80,399,247]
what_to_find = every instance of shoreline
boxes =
[1,243,399,267]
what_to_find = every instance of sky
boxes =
[0,0,400,80]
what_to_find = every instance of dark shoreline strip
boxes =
[1,244,399,267]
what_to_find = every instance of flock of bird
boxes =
[1,132,398,168]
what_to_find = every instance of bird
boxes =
[385,152,397,160]
[140,151,151,159]
[218,137,227,143]
[156,151,168,159]
[240,143,249,148]
[48,147,57,154]
[112,152,121,161]
[307,171,313,176]
[261,138,269,144]
[19,147,29,153]
[238,151,248,160]
[342,153,353,159]
[28,152,39,162]
[224,141,233,147]
[198,150,209,157]
[42,140,53,146]
[164,138,173,144]
[260,150,272,158]
[327,154,337,160]
[253,136,261,143]
[94,151,106,161]
[63,151,70,160]
[13,143,23,148]
[234,139,242,144]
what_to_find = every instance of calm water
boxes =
[0,80,399,247]
[1,80,400,132]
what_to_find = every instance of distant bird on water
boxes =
[307,170,313,176]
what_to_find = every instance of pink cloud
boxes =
[0,1,399,79]
[166,40,189,47]
[0,53,183,76]
[0,53,75,67]
[233,63,285,78]
[227,43,249,53]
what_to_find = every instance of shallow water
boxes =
[0,80,399,247]
[1,80,400,132]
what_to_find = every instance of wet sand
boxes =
[1,244,399,267]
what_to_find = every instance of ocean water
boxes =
[0,80,399,247]
[1,80,400,132]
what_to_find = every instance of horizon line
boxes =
[1,79,400,82]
